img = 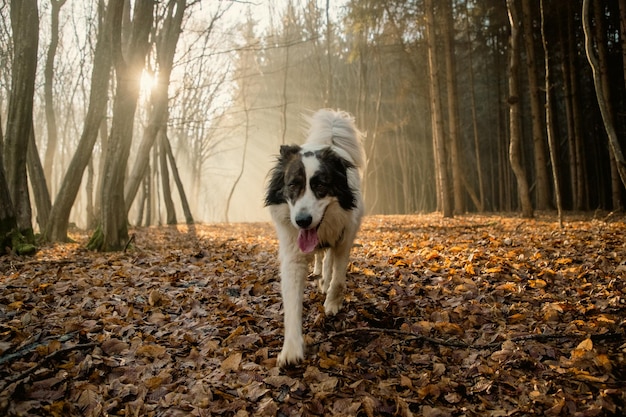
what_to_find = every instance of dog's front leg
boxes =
[277,255,307,366]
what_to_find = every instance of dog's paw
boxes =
[323,298,342,316]
[277,340,304,367]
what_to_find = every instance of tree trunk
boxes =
[44,0,117,242]
[125,0,186,213]
[43,0,67,193]
[521,0,551,210]
[442,0,464,215]
[560,2,585,210]
[163,132,193,224]
[5,0,39,239]
[463,1,484,212]
[159,129,177,225]
[582,0,626,195]
[540,0,562,226]
[506,0,534,218]
[620,0,626,87]
[27,127,52,231]
[425,0,452,218]
[91,0,155,251]
[0,154,18,252]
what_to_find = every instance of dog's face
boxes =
[265,145,356,252]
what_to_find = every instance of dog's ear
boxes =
[265,145,301,206]
[280,144,301,159]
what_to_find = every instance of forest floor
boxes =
[0,213,625,416]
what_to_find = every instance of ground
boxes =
[0,213,624,416]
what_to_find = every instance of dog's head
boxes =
[265,145,357,253]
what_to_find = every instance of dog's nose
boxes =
[295,214,312,228]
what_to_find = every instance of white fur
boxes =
[269,109,364,367]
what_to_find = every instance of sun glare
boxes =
[140,69,157,93]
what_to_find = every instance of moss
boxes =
[9,230,37,256]
[87,224,103,251]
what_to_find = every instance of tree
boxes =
[89,0,155,251]
[27,127,51,231]
[521,0,551,210]
[442,0,464,214]
[0,154,18,252]
[540,0,562,226]
[44,0,116,242]
[506,0,533,218]
[125,0,187,214]
[582,0,626,204]
[4,0,39,241]
[43,0,67,192]
[425,0,452,218]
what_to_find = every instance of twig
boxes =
[124,234,136,252]
[311,327,469,348]
[0,342,96,393]
[311,327,624,351]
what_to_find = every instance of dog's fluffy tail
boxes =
[305,109,365,170]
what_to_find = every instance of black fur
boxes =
[312,148,356,210]
[265,145,301,206]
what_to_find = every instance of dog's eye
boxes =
[313,183,328,196]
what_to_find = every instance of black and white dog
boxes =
[265,109,365,366]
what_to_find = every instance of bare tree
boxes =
[506,0,533,218]
[89,0,154,251]
[27,127,51,231]
[44,0,116,242]
[442,0,464,214]
[582,0,626,193]
[521,0,551,210]
[462,0,485,212]
[425,0,452,217]
[540,0,562,226]
[0,151,18,253]
[4,0,39,239]
[43,0,67,192]
[125,0,187,213]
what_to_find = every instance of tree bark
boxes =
[5,0,39,238]
[0,154,18,252]
[582,0,626,195]
[27,127,52,231]
[521,0,551,210]
[44,0,117,242]
[43,0,67,192]
[463,1,484,212]
[92,0,154,251]
[425,0,452,218]
[159,129,177,225]
[540,0,562,226]
[162,132,193,224]
[442,0,464,215]
[506,0,534,218]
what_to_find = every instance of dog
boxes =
[265,109,365,366]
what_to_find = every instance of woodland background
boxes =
[0,0,625,252]
[1,1,625,415]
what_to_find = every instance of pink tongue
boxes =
[297,228,319,253]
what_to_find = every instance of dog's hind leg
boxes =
[317,250,333,294]
[323,245,350,316]
[277,255,307,366]
[313,251,324,275]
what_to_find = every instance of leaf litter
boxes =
[0,213,625,416]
